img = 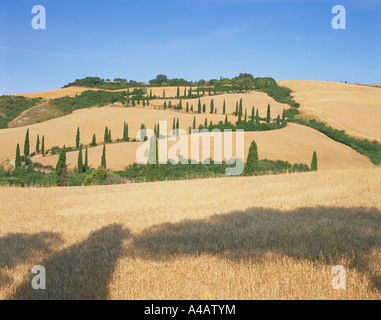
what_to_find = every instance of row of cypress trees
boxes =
[21,129,46,157]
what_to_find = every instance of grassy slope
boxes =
[1,168,380,299]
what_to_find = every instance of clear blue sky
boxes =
[0,0,380,95]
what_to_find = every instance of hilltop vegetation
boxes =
[62,77,144,90]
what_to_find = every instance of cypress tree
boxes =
[266,104,271,123]
[41,136,45,156]
[177,87,180,97]
[125,123,129,141]
[127,88,130,104]
[164,101,167,110]
[186,102,189,113]
[84,146,89,172]
[256,109,260,125]
[239,99,243,118]
[91,134,96,147]
[76,127,80,149]
[150,89,152,98]
[276,114,281,125]
[101,144,106,169]
[146,136,160,182]
[225,115,228,125]
[282,109,286,121]
[172,118,176,133]
[36,134,40,153]
[251,107,255,124]
[244,109,247,122]
[193,116,196,130]
[104,127,109,143]
[311,151,318,171]
[176,118,180,136]
[77,145,83,173]
[163,89,165,98]
[235,102,238,116]
[15,143,21,169]
[204,118,208,128]
[24,129,30,156]
[244,140,259,176]
[191,105,194,112]
[108,129,112,143]
[198,98,201,113]
[210,99,214,114]
[202,104,206,113]
[140,124,144,141]
[54,147,67,186]
[223,100,226,114]
[143,97,146,107]
[184,87,186,97]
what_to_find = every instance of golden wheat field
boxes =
[278,80,381,142]
[1,169,381,300]
[34,123,374,171]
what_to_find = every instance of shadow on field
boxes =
[12,224,130,300]
[0,232,62,288]
[133,206,381,291]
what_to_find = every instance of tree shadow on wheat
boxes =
[132,206,381,291]
[0,232,62,289]
[11,224,130,300]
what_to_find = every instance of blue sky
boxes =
[0,0,380,95]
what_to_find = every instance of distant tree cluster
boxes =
[63,77,143,90]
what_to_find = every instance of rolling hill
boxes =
[278,80,381,142]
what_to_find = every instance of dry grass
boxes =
[13,86,196,100]
[278,80,381,142]
[13,86,111,100]
[0,169,381,300]
[35,123,375,171]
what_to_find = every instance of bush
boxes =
[83,166,109,185]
